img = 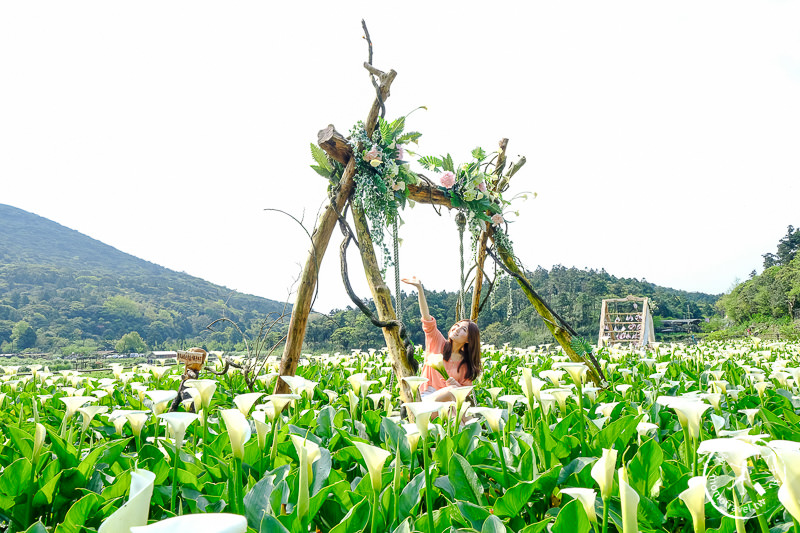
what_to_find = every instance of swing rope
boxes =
[455,212,467,321]
[393,216,402,323]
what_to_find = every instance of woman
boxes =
[402,276,482,402]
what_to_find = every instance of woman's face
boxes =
[448,320,470,344]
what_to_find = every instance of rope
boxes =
[393,216,402,322]
[506,272,513,321]
[455,212,467,321]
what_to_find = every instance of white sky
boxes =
[2,1,799,313]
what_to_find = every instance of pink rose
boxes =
[477,181,487,192]
[365,147,380,161]
[440,171,456,188]
[491,213,504,226]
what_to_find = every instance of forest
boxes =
[0,203,721,355]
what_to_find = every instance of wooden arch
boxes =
[276,55,603,402]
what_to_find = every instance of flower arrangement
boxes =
[418,147,515,252]
[347,114,423,262]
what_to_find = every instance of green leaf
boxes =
[54,493,103,533]
[552,499,591,533]
[454,500,491,531]
[628,438,663,497]
[556,457,597,485]
[493,480,536,518]
[310,165,332,178]
[22,522,48,533]
[0,456,32,497]
[399,470,427,519]
[33,471,62,507]
[258,514,291,533]
[310,143,332,172]
[443,153,455,172]
[595,414,642,452]
[45,427,79,470]
[518,518,553,533]
[330,495,370,533]
[391,518,412,533]
[481,515,508,533]
[316,405,337,440]
[448,453,485,506]
[434,436,454,474]
[396,131,422,146]
[2,425,33,459]
[418,155,443,171]
[245,468,283,530]
[472,147,487,161]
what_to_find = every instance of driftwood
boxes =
[276,68,397,395]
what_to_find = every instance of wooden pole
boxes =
[491,238,603,385]
[350,205,415,403]
[275,69,397,393]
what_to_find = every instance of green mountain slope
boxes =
[0,204,288,353]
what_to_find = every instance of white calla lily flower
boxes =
[99,469,157,533]
[618,467,639,533]
[129,513,247,533]
[354,441,392,492]
[157,412,199,448]
[233,392,263,417]
[220,408,251,460]
[679,476,707,533]
[560,487,597,524]
[591,448,618,501]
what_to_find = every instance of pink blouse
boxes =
[420,316,473,393]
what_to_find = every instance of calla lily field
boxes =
[2,339,800,533]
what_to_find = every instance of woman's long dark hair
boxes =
[442,320,482,381]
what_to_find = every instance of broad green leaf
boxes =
[311,447,332,495]
[2,425,33,459]
[434,436,455,474]
[258,514,291,533]
[595,414,642,452]
[391,518,412,533]
[628,438,663,497]
[33,471,62,507]
[518,518,552,533]
[448,453,485,506]
[0,456,32,497]
[481,514,508,533]
[54,492,102,533]
[22,522,48,533]
[493,480,536,518]
[557,457,597,485]
[330,495,369,533]
[399,470,427,519]
[552,499,591,533]
[245,468,282,530]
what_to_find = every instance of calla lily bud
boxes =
[32,423,46,463]
[618,466,640,533]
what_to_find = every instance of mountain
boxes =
[0,204,288,353]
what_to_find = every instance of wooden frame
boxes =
[276,60,604,399]
[597,296,656,349]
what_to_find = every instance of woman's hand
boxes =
[401,276,422,288]
[446,377,460,387]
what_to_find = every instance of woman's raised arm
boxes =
[401,276,432,321]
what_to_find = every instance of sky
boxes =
[2,1,799,314]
